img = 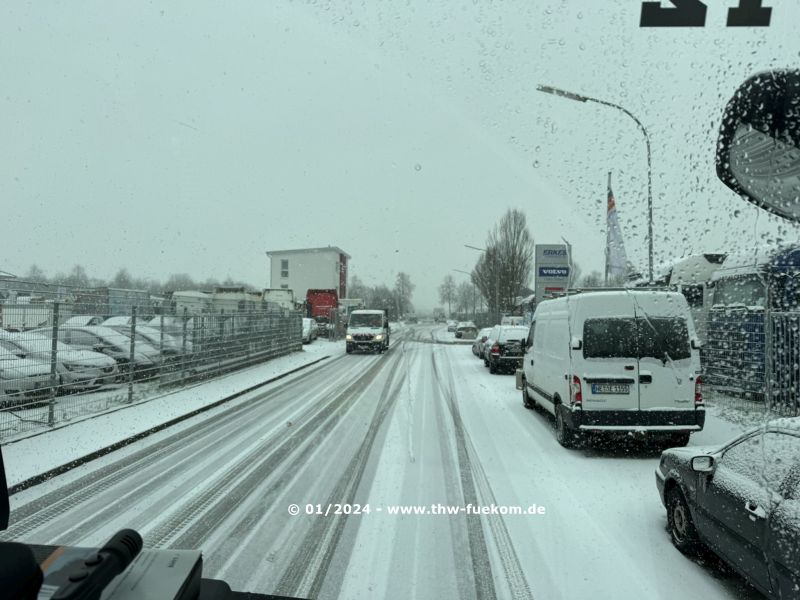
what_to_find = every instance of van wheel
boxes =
[669,433,691,447]
[667,489,700,555]
[521,379,533,409]
[555,407,579,448]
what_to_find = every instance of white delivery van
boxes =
[516,290,704,448]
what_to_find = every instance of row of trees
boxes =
[348,272,416,316]
[20,264,254,294]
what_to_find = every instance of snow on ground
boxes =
[3,340,334,486]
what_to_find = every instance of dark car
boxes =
[455,325,478,340]
[485,325,528,374]
[656,419,800,600]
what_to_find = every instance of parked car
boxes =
[34,326,158,379]
[485,326,528,374]
[446,320,457,332]
[62,315,105,326]
[302,318,318,344]
[455,324,478,340]
[482,325,501,365]
[472,327,492,357]
[516,290,704,448]
[0,333,118,391]
[501,315,525,326]
[106,324,186,357]
[656,420,800,599]
[0,341,53,407]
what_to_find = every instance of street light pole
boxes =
[537,84,654,283]
[464,244,499,324]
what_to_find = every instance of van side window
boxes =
[526,323,535,348]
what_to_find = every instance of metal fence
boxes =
[705,306,800,416]
[0,296,302,440]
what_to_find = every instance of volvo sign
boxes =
[535,244,570,304]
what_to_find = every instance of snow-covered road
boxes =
[2,325,763,599]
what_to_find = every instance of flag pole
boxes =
[605,171,611,287]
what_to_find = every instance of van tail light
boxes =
[491,343,501,355]
[694,376,704,406]
[571,375,582,405]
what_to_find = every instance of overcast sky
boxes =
[2,1,797,310]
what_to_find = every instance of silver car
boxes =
[0,342,53,407]
[0,334,118,391]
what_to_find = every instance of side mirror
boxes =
[691,456,715,473]
[717,69,800,222]
[691,339,702,350]
[571,337,582,350]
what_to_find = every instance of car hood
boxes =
[663,445,721,462]
[0,357,51,377]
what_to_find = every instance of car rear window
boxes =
[498,327,528,342]
[583,317,691,360]
[583,318,638,359]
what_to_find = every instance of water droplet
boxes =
[414,163,422,172]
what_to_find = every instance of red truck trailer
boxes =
[306,289,339,337]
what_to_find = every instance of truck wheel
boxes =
[346,344,353,354]
[668,432,691,448]
[522,379,533,409]
[555,406,579,448]
[489,360,497,374]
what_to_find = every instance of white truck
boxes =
[345,309,390,354]
[261,288,296,311]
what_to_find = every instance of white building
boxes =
[265,246,350,301]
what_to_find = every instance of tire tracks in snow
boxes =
[273,347,406,599]
[431,347,534,600]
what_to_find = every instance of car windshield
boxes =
[1,4,798,600]
[349,314,383,328]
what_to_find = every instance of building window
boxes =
[280,284,288,289]
[281,259,289,278]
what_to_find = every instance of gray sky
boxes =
[2,1,797,310]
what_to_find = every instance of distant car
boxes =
[0,341,53,407]
[656,420,800,599]
[455,325,478,340]
[472,327,492,357]
[485,325,528,374]
[0,333,118,391]
[302,318,318,344]
[106,324,186,357]
[446,320,457,332]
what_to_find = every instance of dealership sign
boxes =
[535,244,570,304]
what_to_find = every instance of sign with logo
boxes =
[535,244,570,305]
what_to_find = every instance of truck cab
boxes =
[346,309,389,354]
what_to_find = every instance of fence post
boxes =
[181,307,188,384]
[159,313,165,380]
[128,306,137,404]
[48,302,59,427]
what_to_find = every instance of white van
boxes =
[516,290,704,448]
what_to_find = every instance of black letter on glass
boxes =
[640,0,707,27]
[727,0,772,26]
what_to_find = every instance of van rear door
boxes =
[635,314,695,414]
[580,318,640,411]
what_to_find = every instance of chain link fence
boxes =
[705,306,800,417]
[0,287,302,440]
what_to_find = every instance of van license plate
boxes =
[592,383,629,394]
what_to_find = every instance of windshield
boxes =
[349,313,383,328]
[1,5,798,600]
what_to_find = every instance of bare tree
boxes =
[438,275,456,316]
[394,272,415,316]
[110,268,133,289]
[579,271,604,288]
[25,264,47,282]
[473,209,534,317]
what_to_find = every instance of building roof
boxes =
[266,246,351,259]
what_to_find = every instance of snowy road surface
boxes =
[2,325,762,599]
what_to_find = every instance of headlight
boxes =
[375,335,384,341]
[346,335,352,341]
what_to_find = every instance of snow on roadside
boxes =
[3,342,334,487]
